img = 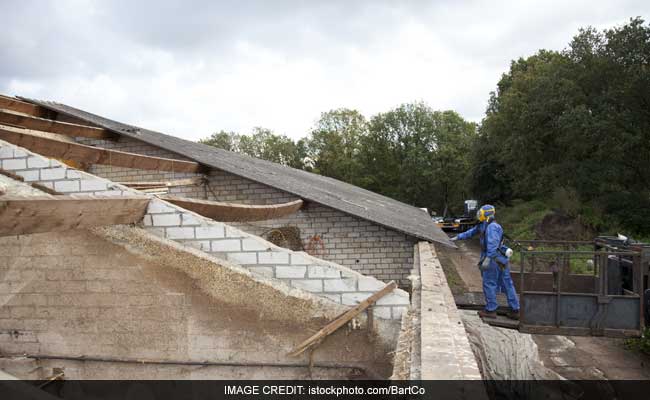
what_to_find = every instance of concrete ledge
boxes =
[411,242,483,380]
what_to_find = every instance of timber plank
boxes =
[160,195,303,222]
[0,109,115,140]
[288,281,397,357]
[0,124,202,173]
[0,95,48,117]
[0,195,150,236]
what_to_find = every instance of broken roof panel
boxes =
[22,98,454,247]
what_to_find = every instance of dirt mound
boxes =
[534,211,595,240]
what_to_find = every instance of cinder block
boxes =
[141,214,152,226]
[15,170,39,182]
[323,278,357,292]
[2,158,26,170]
[195,225,225,239]
[147,200,177,214]
[152,213,182,227]
[185,240,211,252]
[241,238,270,251]
[320,293,342,303]
[27,156,50,168]
[0,146,13,159]
[246,266,274,278]
[80,179,108,192]
[13,149,27,157]
[392,306,408,319]
[40,167,66,180]
[376,292,410,306]
[290,252,313,265]
[358,276,385,291]
[210,239,241,252]
[291,279,323,292]
[257,251,289,264]
[54,180,80,193]
[165,227,195,240]
[342,292,370,305]
[373,306,392,319]
[66,170,81,179]
[225,226,246,238]
[227,252,257,264]
[275,266,306,279]
[181,213,202,226]
[307,265,341,279]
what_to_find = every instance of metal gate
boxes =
[515,240,645,337]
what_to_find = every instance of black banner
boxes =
[2,380,650,400]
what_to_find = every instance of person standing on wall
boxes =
[451,204,520,320]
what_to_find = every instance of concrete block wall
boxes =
[143,197,410,320]
[0,140,128,196]
[0,229,395,379]
[71,136,417,286]
[0,139,409,319]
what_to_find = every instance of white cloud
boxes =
[2,0,648,141]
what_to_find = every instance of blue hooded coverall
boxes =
[456,220,520,312]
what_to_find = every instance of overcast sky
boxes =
[2,1,648,141]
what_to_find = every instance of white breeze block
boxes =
[27,156,50,168]
[275,266,307,279]
[257,251,289,264]
[40,167,66,180]
[210,239,242,252]
[195,226,225,239]
[2,158,26,170]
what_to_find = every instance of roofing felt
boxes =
[22,98,454,247]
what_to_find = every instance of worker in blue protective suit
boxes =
[451,204,520,320]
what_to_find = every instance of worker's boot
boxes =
[506,309,520,320]
[478,310,497,319]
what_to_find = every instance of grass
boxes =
[497,199,553,241]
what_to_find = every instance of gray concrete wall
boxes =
[0,226,398,379]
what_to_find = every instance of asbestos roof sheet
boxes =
[23,98,454,247]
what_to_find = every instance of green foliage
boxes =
[358,103,476,214]
[305,108,366,182]
[473,17,650,235]
[625,328,650,355]
[497,199,553,240]
[199,128,306,168]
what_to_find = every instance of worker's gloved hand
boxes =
[450,236,458,241]
[479,257,491,271]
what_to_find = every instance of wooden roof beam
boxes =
[0,124,203,173]
[0,195,150,236]
[0,95,51,118]
[160,196,303,222]
[0,109,117,140]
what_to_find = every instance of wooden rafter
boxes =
[0,124,202,173]
[0,109,116,140]
[0,195,150,236]
[288,281,397,357]
[118,177,204,190]
[0,95,49,118]
[160,195,303,222]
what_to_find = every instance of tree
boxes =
[305,108,366,182]
[200,127,305,168]
[358,102,476,215]
[473,17,650,234]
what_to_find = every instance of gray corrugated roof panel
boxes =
[23,98,455,247]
